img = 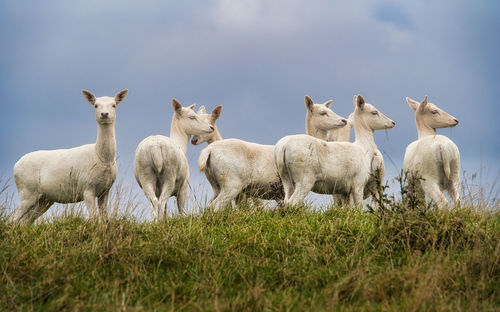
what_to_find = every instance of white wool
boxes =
[274,95,395,206]
[403,96,460,208]
[134,99,214,220]
[198,95,347,211]
[9,89,128,223]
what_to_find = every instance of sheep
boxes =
[328,113,353,142]
[9,89,128,223]
[134,99,214,220]
[198,95,347,211]
[327,110,387,205]
[274,95,395,206]
[403,96,460,208]
[190,105,223,146]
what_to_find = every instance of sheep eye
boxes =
[320,112,327,116]
[94,105,98,108]
[371,111,378,115]
[189,116,196,120]
[112,104,116,108]
[432,110,439,114]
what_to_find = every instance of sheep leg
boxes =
[27,200,53,223]
[282,179,295,202]
[83,189,98,219]
[352,186,364,208]
[448,165,461,208]
[9,192,41,223]
[211,185,242,211]
[287,179,314,206]
[448,179,460,208]
[97,191,110,220]
[205,174,220,205]
[279,170,295,202]
[333,194,348,206]
[156,175,177,219]
[421,181,448,208]
[176,181,188,216]
[139,177,160,220]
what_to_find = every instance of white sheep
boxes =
[274,95,395,206]
[403,96,460,208]
[190,105,223,146]
[327,110,387,205]
[134,99,214,220]
[9,89,128,223]
[198,95,347,211]
[328,113,353,142]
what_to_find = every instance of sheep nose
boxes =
[191,138,198,145]
[101,112,109,118]
[454,119,459,124]
[391,121,396,126]
[210,126,215,131]
[341,119,347,125]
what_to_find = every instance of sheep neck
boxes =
[95,123,116,163]
[353,114,377,155]
[306,113,328,140]
[415,115,436,138]
[170,115,190,155]
[208,128,223,144]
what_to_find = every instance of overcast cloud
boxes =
[1,1,498,213]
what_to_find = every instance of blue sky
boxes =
[1,1,499,212]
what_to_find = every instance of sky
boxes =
[1,1,499,214]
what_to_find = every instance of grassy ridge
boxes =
[1,205,499,311]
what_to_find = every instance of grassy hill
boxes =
[1,202,499,311]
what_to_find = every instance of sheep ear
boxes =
[172,98,182,114]
[324,100,333,108]
[406,97,419,112]
[211,105,222,122]
[354,95,365,110]
[305,95,314,112]
[197,105,206,114]
[114,89,128,105]
[419,96,428,109]
[188,104,196,111]
[82,89,96,105]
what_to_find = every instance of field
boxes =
[0,177,499,311]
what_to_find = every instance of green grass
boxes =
[1,204,499,311]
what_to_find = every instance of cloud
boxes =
[210,0,262,30]
[373,2,414,30]
[0,1,498,208]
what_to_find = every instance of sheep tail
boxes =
[439,145,451,180]
[275,143,293,186]
[198,148,211,172]
[151,144,163,174]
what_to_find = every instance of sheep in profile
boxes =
[274,95,395,206]
[9,89,128,223]
[327,109,388,205]
[403,96,460,208]
[190,105,223,146]
[198,95,347,211]
[134,99,214,220]
[328,113,353,142]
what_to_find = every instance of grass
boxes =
[0,173,499,311]
[0,205,499,311]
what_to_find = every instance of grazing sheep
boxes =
[275,95,395,206]
[198,95,347,211]
[190,105,223,146]
[134,99,214,220]
[403,96,460,208]
[9,89,128,223]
